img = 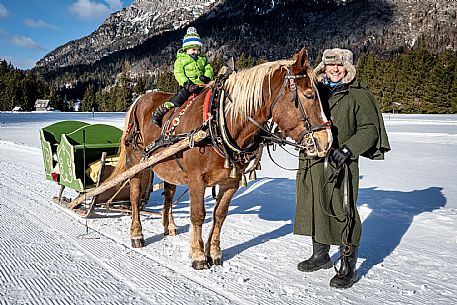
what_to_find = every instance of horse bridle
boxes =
[248,71,331,154]
[203,68,332,174]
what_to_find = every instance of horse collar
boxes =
[206,75,262,166]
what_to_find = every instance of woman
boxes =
[294,48,390,288]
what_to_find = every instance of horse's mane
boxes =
[222,59,294,124]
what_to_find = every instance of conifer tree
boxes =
[156,67,178,92]
[134,76,146,95]
[210,53,225,76]
[80,84,96,112]
[48,87,60,111]
[451,64,457,113]
[236,53,256,70]
[95,88,109,112]
[426,50,455,113]
[115,69,133,112]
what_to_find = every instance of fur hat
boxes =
[182,27,203,50]
[313,48,356,84]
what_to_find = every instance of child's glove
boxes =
[199,75,211,84]
[184,81,198,93]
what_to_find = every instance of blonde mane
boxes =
[223,59,294,124]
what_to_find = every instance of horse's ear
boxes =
[218,57,235,77]
[292,47,309,75]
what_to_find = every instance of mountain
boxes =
[34,0,457,85]
[35,0,220,70]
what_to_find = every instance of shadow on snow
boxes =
[145,177,446,275]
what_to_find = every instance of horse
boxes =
[110,47,333,269]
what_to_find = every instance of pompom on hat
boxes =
[313,48,357,84]
[182,27,203,50]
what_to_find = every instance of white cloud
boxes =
[69,0,122,21]
[0,3,9,19]
[11,35,46,51]
[0,27,46,52]
[25,19,60,30]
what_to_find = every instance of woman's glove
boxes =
[331,145,352,168]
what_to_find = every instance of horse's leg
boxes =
[162,182,178,236]
[188,181,207,270]
[205,183,238,266]
[130,173,144,248]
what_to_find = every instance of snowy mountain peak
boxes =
[36,0,220,68]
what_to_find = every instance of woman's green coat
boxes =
[294,80,390,246]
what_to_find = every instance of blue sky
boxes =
[0,0,134,70]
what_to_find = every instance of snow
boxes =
[0,111,456,304]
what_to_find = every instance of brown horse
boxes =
[111,47,332,269]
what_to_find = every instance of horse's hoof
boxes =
[131,237,145,248]
[191,260,209,270]
[206,256,222,267]
[164,228,178,236]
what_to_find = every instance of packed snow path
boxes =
[0,112,456,304]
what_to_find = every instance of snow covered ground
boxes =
[0,112,456,305]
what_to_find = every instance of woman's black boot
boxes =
[330,245,358,289]
[297,240,332,272]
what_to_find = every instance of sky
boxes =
[0,113,456,304]
[0,0,134,70]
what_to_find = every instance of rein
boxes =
[140,65,331,178]
[321,153,355,265]
[249,71,331,155]
[207,68,333,174]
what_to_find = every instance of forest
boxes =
[1,47,456,113]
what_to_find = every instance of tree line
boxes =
[0,60,48,111]
[1,48,456,113]
[357,47,457,113]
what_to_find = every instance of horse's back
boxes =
[137,90,174,112]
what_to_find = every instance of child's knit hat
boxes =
[182,27,203,50]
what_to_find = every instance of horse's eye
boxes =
[304,94,315,100]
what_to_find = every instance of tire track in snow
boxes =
[1,140,317,305]
[0,146,248,304]
[4,132,452,304]
[0,200,151,305]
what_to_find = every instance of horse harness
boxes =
[137,67,331,178]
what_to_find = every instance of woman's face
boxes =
[325,64,347,83]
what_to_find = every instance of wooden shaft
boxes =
[69,130,207,207]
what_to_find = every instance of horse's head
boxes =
[269,48,333,157]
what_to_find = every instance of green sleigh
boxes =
[39,120,155,217]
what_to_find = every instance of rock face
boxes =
[36,0,220,68]
[35,0,457,81]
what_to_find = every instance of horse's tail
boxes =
[109,96,141,180]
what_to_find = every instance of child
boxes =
[152,27,214,127]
